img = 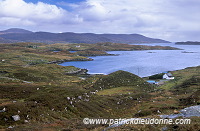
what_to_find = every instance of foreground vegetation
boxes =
[0,42,199,130]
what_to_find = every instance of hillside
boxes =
[92,70,152,90]
[0,28,170,44]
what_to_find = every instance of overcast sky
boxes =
[0,0,200,42]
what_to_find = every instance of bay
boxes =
[60,43,200,77]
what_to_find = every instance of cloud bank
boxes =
[0,0,200,41]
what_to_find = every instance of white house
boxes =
[75,45,81,48]
[163,72,174,80]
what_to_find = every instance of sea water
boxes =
[60,43,200,77]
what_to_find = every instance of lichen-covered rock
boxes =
[180,105,200,117]
[160,105,200,119]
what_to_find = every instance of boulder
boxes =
[12,115,20,121]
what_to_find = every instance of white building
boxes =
[163,72,174,80]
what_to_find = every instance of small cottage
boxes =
[163,72,174,80]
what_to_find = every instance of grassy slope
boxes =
[95,66,200,130]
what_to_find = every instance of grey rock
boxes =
[12,115,20,121]
[159,105,200,119]
[0,107,6,112]
[180,105,200,117]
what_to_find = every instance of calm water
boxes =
[60,43,200,77]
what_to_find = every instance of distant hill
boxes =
[0,28,170,44]
[0,28,33,34]
[176,41,200,45]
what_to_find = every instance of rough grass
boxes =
[92,70,153,90]
[97,86,136,96]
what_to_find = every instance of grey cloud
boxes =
[0,0,199,41]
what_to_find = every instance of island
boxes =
[175,41,200,45]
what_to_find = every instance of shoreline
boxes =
[54,54,200,77]
[47,57,93,64]
[64,64,200,78]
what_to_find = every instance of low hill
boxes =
[0,28,170,44]
[0,28,33,34]
[93,70,153,90]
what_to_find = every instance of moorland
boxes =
[0,42,199,130]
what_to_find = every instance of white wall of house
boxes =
[163,74,174,80]
[163,74,168,79]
